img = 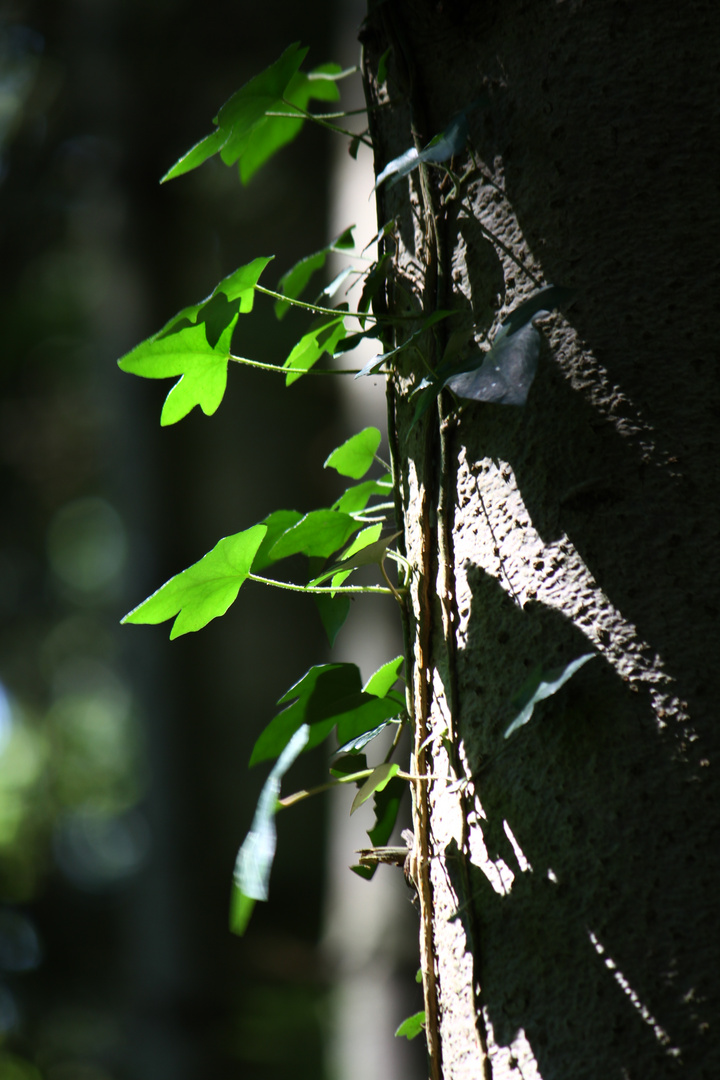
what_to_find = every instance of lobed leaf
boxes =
[395,1012,426,1040]
[118,256,273,425]
[230,723,310,936]
[162,43,308,183]
[121,524,267,639]
[250,658,404,766]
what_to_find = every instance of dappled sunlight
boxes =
[588,930,681,1057]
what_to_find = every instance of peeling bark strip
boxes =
[364,1,720,1078]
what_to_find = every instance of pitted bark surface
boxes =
[364,1,720,1076]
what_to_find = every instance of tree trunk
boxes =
[362,2,720,1077]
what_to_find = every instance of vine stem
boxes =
[247,573,392,596]
[254,283,438,325]
[278,769,435,809]
[228,353,360,376]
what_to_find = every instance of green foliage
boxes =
[275,227,355,319]
[324,426,381,478]
[350,762,400,814]
[162,43,342,185]
[118,257,272,425]
[249,659,404,766]
[120,42,577,971]
[121,524,267,639]
[395,1011,426,1040]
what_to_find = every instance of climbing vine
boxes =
[119,38,581,1052]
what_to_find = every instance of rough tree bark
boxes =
[362,2,720,1078]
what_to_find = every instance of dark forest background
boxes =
[0,1,404,1077]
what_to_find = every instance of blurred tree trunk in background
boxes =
[363,1,720,1077]
[0,2,342,1077]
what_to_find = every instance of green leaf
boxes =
[250,663,360,765]
[364,655,404,698]
[350,762,401,814]
[367,775,405,845]
[231,63,342,185]
[314,592,351,646]
[504,653,596,739]
[251,509,304,571]
[250,662,403,766]
[230,723,310,936]
[121,524,267,639]
[324,427,381,479]
[118,257,273,425]
[162,43,308,182]
[268,509,360,562]
[310,524,399,588]
[329,752,368,779]
[395,1011,426,1040]
[284,315,347,385]
[332,475,393,515]
[274,227,355,319]
[358,252,391,322]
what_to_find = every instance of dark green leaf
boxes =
[251,509,303,571]
[268,509,360,561]
[230,723,310,936]
[368,775,405,846]
[377,47,391,87]
[121,524,267,639]
[504,653,595,739]
[324,426,381,479]
[445,323,542,406]
[314,592,351,646]
[274,227,355,319]
[329,753,368,779]
[358,252,391,321]
[250,663,362,765]
[494,284,575,341]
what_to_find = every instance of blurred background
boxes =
[0,0,424,1077]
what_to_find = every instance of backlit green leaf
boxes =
[364,655,404,698]
[395,1011,426,1040]
[284,315,347,385]
[118,257,273,424]
[121,524,267,639]
[324,427,381,479]
[332,474,393,515]
[230,723,310,936]
[351,762,401,814]
[162,43,308,182]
